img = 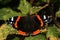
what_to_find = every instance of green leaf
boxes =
[30,6,42,14]
[18,0,31,15]
[0,8,22,20]
[25,34,46,40]
[12,37,20,40]
[46,25,58,38]
[0,24,17,40]
[56,9,60,17]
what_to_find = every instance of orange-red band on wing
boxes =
[36,15,44,27]
[32,15,43,35]
[32,29,40,35]
[18,30,27,36]
[14,16,21,28]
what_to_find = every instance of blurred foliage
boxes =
[0,24,17,40]
[0,8,22,20]
[0,0,12,4]
[56,8,60,17]
[0,0,60,40]
[25,34,46,40]
[46,25,59,38]
[18,0,31,15]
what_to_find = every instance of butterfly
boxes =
[0,13,53,36]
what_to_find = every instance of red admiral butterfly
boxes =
[5,13,52,36]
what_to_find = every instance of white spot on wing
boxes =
[10,22,12,25]
[45,20,48,22]
[11,17,14,21]
[43,15,46,19]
